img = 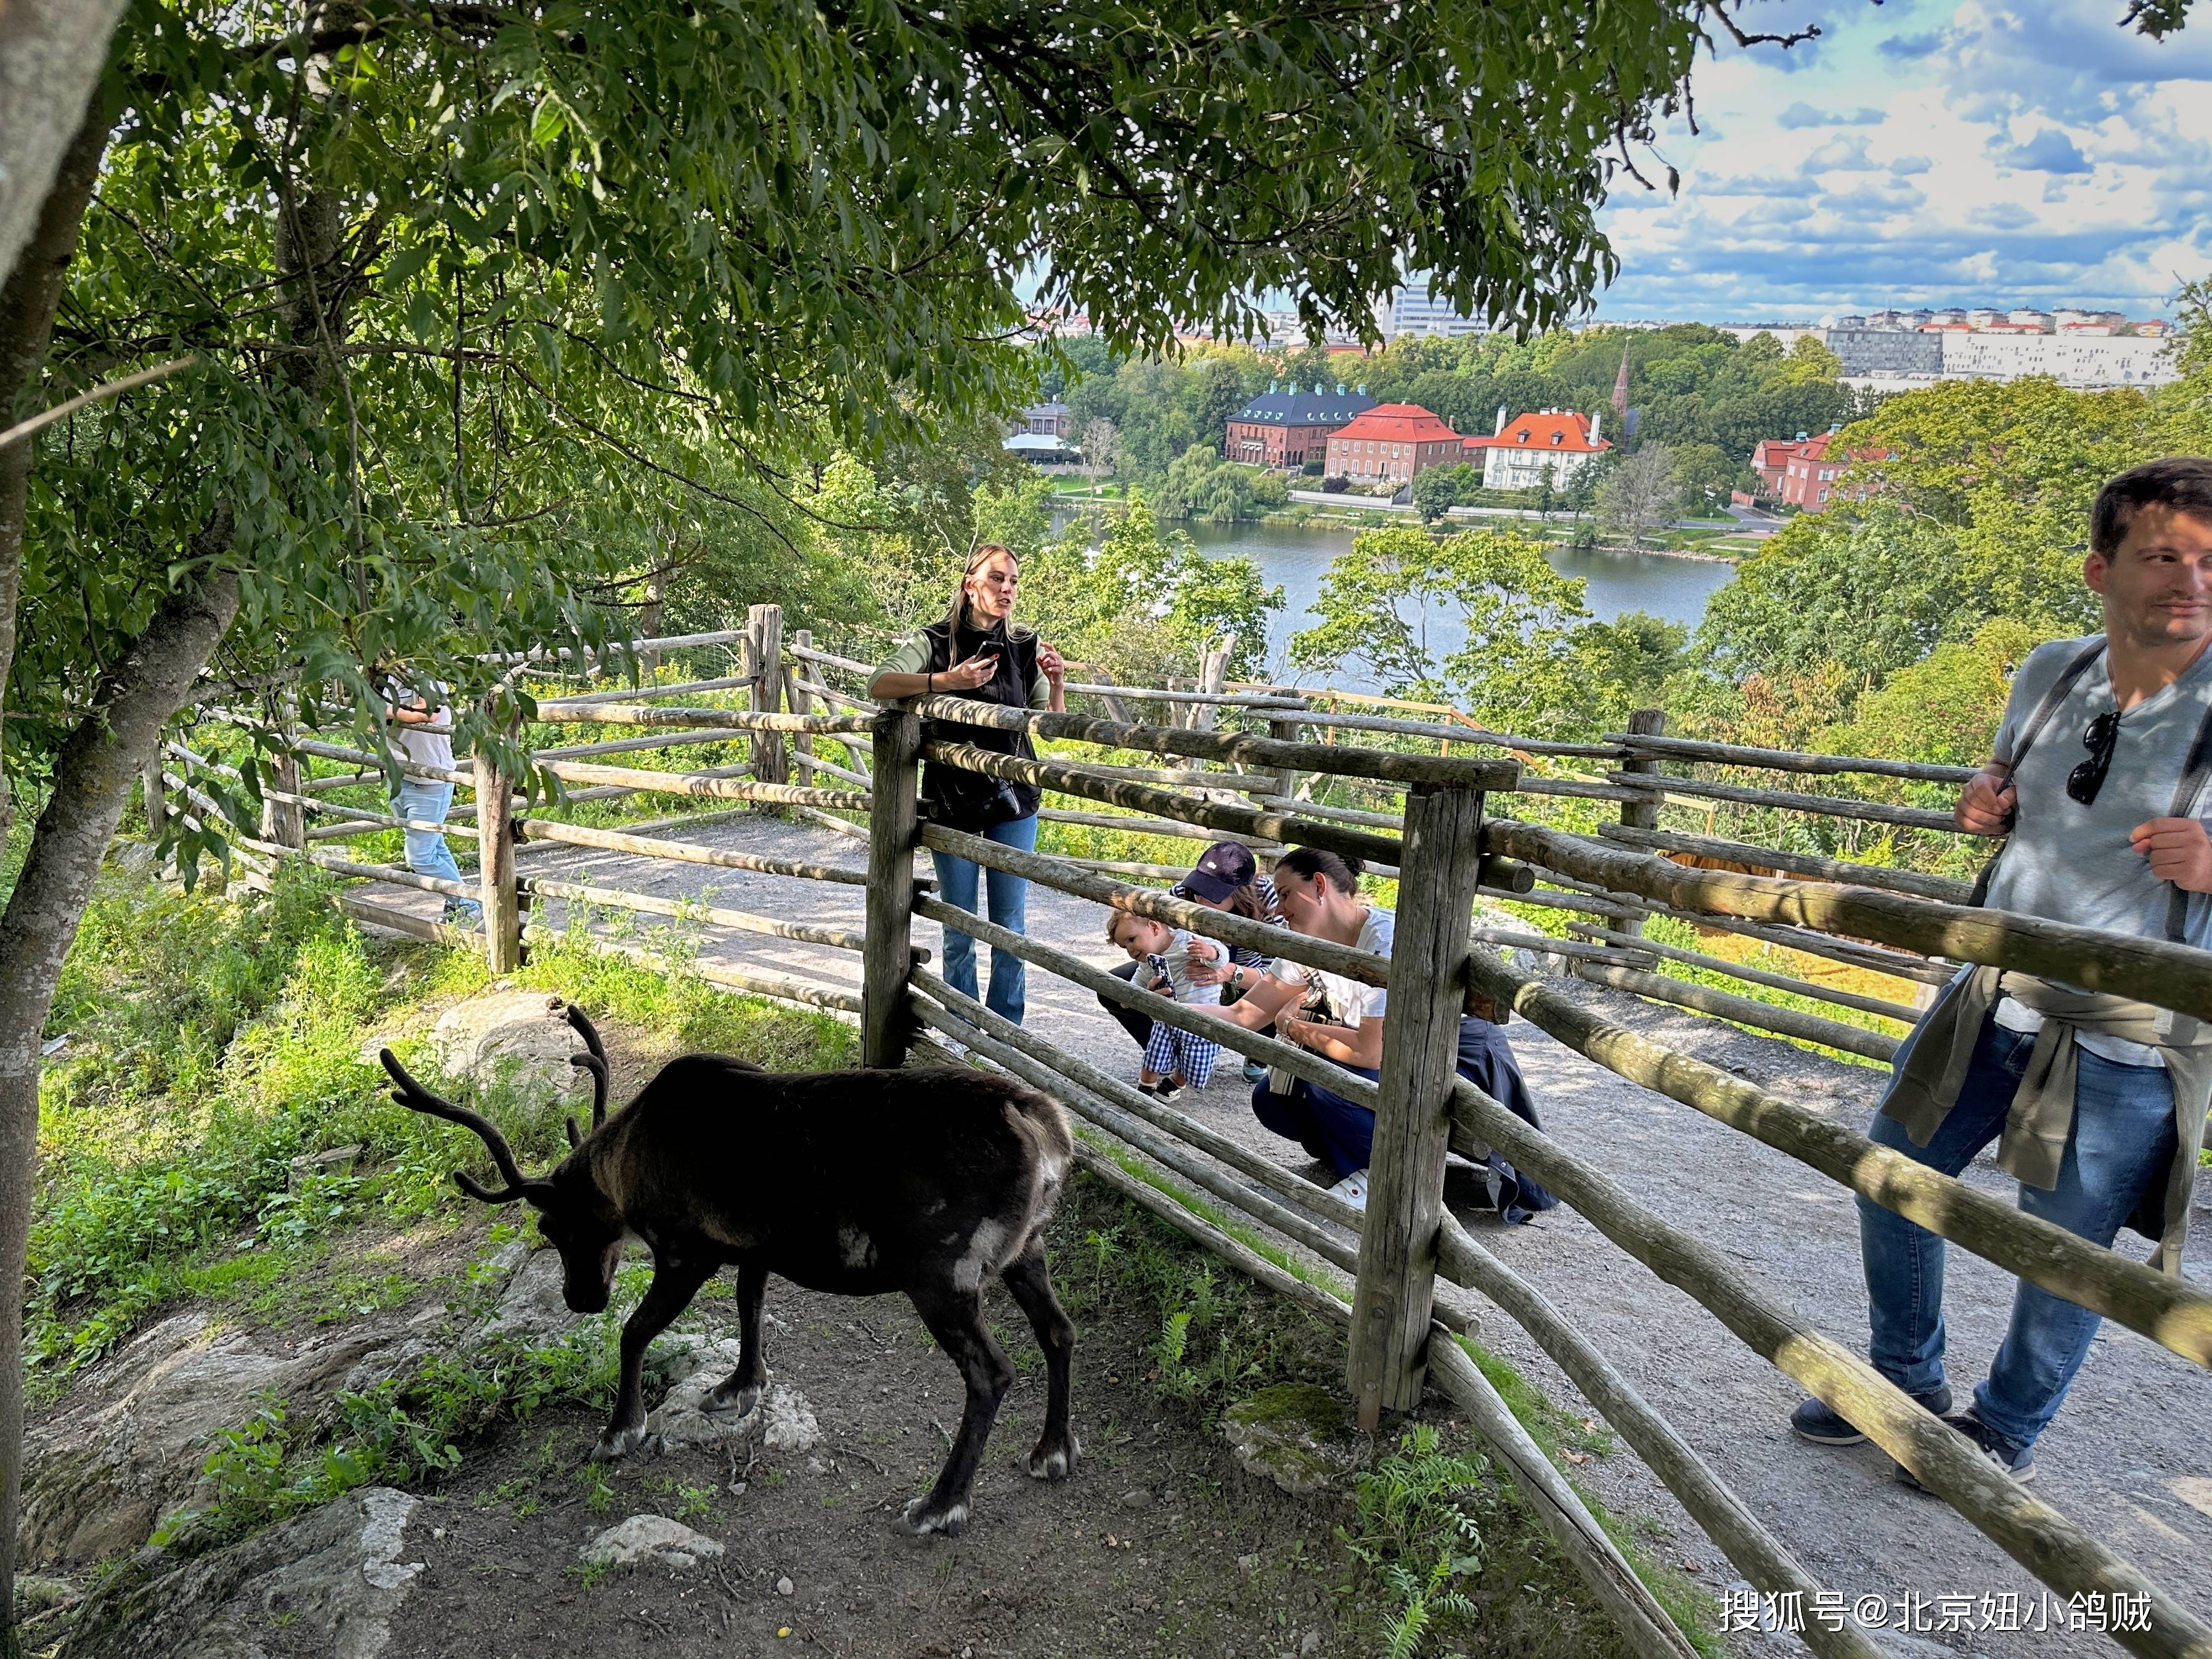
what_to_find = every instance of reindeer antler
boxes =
[564,1005,610,1130]
[379,1049,550,1204]
[567,1050,610,1146]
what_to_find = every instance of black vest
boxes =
[918,619,1042,829]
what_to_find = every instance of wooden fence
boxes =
[158,608,2212,1659]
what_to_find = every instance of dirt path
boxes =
[364,812,2212,1657]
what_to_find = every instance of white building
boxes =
[1934,331,2175,387]
[1381,275,1490,340]
[1463,407,1612,491]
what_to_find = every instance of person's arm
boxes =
[1954,761,2016,836]
[1210,970,1302,1030]
[1034,639,1067,714]
[868,634,1000,701]
[1280,1012,1386,1070]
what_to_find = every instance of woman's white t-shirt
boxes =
[1274,906,1394,1027]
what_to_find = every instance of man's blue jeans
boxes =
[929,813,1038,1026]
[1861,1014,2177,1448]
[391,780,480,918]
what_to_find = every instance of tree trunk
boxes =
[0,0,125,296]
[0,101,110,838]
[0,550,239,1651]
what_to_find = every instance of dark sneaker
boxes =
[1790,1382,1951,1446]
[1242,1059,1268,1085]
[1895,1412,2034,1489]
[1153,1079,1185,1104]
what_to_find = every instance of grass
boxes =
[1054,1171,1720,1659]
[27,857,849,1404]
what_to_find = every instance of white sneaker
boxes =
[1328,1168,1370,1211]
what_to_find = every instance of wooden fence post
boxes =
[1267,706,1305,804]
[789,627,816,777]
[261,749,304,850]
[475,719,522,973]
[142,747,168,841]
[1349,781,1488,1427]
[862,704,922,1067]
[1614,708,1666,942]
[748,602,787,788]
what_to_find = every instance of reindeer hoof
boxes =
[896,1496,969,1538]
[1027,1437,1078,1481]
[590,1422,650,1462]
[706,1379,765,1417]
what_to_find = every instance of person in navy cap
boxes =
[1098,841,1282,1085]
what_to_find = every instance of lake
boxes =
[1093,516,1739,691]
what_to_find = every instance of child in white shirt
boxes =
[1106,912,1224,1102]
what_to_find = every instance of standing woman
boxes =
[869,544,1065,1025]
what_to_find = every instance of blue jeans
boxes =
[391,780,479,918]
[1861,1015,2177,1448]
[929,813,1037,1025]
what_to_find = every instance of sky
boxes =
[1592,0,2212,322]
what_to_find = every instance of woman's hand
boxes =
[938,651,1000,693]
[1279,1014,1313,1049]
[1185,941,1235,987]
[1037,639,1066,687]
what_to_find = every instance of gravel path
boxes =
[366,812,2212,1657]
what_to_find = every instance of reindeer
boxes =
[378,1005,1077,1536]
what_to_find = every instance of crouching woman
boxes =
[1210,847,1557,1220]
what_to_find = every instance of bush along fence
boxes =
[158,607,2212,1659]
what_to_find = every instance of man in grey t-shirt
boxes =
[1790,457,2212,1483]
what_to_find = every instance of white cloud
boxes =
[1591,0,2211,319]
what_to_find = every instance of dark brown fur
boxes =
[380,1006,1077,1536]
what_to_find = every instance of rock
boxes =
[580,1515,726,1571]
[59,1486,424,1659]
[761,1385,822,1452]
[643,1340,821,1457]
[1222,1384,1358,1496]
[1119,1488,1151,1510]
[428,990,587,1106]
[1299,1632,1323,1656]
[775,1575,796,1596]
[475,1244,571,1344]
[23,1246,544,1570]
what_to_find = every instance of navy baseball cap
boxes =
[1181,841,1258,903]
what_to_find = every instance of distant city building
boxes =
[1381,276,1490,340]
[1822,322,2176,389]
[1462,408,1612,491]
[1778,430,1892,512]
[1324,404,1464,485]
[1014,401,1072,438]
[1224,382,1376,467]
[1965,307,2006,328]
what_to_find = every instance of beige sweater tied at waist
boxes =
[1880,966,2212,1276]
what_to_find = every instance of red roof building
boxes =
[1461,409,1611,491]
[1323,404,1463,487]
[1777,431,1893,512]
[1750,438,1814,498]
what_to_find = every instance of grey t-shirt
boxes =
[1986,634,2212,950]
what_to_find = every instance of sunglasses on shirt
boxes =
[2067,710,2120,806]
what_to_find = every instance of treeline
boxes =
[1045,323,1877,517]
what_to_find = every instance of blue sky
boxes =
[1594,0,2212,321]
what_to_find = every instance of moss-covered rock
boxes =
[1222,1384,1358,1495]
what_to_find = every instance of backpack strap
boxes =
[2002,637,2107,771]
[1969,638,2108,910]
[2160,687,2212,942]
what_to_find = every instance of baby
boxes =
[1105,911,1225,1102]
